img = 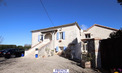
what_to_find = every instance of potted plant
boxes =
[82,53,92,68]
[51,50,54,56]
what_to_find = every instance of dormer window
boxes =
[85,34,91,38]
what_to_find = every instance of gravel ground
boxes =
[0,55,101,73]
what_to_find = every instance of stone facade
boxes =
[83,25,117,39]
[31,22,82,59]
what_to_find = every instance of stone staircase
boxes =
[24,40,52,59]
[38,41,53,58]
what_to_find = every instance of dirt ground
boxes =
[0,55,101,73]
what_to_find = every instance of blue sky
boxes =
[0,0,122,46]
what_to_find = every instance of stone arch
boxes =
[45,33,52,41]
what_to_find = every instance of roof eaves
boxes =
[75,22,81,30]
[31,22,81,32]
[85,24,118,32]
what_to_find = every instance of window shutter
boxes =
[63,46,66,50]
[38,35,40,42]
[63,32,65,40]
[57,32,59,40]
[56,46,59,52]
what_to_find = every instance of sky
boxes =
[0,0,122,46]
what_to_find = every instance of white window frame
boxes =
[59,32,63,39]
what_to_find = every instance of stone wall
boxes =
[83,26,116,39]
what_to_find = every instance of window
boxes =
[41,35,43,41]
[85,34,91,38]
[83,43,88,53]
[59,47,64,50]
[57,32,65,40]
[59,32,63,39]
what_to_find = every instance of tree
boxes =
[0,36,3,44]
[109,28,122,39]
[23,44,31,50]
[117,0,122,5]
[17,45,23,49]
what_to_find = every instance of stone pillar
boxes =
[94,40,101,68]
[51,32,55,53]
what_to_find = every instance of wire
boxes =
[40,0,55,26]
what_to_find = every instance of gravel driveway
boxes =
[0,55,101,73]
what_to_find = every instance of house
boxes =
[26,22,118,68]
[30,22,82,59]
[81,24,118,68]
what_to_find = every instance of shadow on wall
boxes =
[61,38,82,62]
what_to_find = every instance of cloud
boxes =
[80,24,88,30]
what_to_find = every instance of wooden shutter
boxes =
[63,32,65,40]
[63,46,66,50]
[57,32,59,40]
[38,35,40,42]
[56,46,59,52]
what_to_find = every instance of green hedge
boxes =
[0,45,31,50]
[0,45,17,50]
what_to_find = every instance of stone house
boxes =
[26,22,118,68]
[81,24,118,68]
[30,22,81,60]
